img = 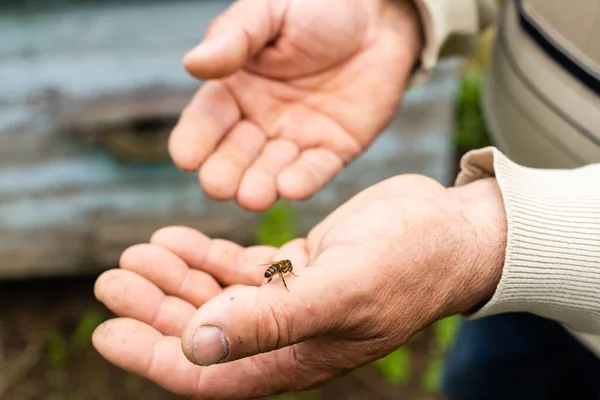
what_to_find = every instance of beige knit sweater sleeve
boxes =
[408,0,600,335]
[456,147,600,335]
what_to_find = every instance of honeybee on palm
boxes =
[260,259,298,291]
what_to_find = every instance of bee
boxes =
[260,259,298,291]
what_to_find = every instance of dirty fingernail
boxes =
[192,326,228,366]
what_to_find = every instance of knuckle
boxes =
[270,302,288,349]
[205,15,225,37]
[288,343,350,389]
[286,346,325,387]
[118,243,145,266]
[255,301,291,353]
[246,356,293,398]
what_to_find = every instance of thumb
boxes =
[183,0,287,80]
[180,264,351,366]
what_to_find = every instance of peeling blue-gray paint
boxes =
[0,153,189,194]
[0,106,38,132]
[0,184,208,229]
[0,1,233,98]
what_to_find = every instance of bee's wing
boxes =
[257,260,283,266]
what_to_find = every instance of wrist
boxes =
[382,0,425,77]
[399,0,425,70]
[448,178,507,314]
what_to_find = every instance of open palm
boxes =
[170,0,423,210]
[92,175,452,398]
[92,174,505,399]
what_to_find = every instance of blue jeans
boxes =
[441,313,600,400]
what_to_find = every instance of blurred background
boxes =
[0,0,494,398]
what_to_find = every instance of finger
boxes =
[120,243,222,308]
[199,121,267,200]
[183,0,289,80]
[92,318,203,398]
[94,269,196,336]
[179,237,307,288]
[180,247,358,367]
[203,241,278,286]
[92,318,329,399]
[237,139,300,211]
[169,81,240,172]
[151,226,278,286]
[277,148,344,200]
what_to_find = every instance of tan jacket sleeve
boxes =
[408,0,498,87]
[456,147,600,335]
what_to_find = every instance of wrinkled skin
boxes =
[168,0,423,210]
[92,0,509,398]
[92,175,507,399]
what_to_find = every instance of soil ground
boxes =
[0,274,446,400]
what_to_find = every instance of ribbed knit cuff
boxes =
[456,147,600,335]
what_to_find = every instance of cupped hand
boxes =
[170,0,424,210]
[92,174,507,399]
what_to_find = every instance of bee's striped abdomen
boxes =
[264,265,278,278]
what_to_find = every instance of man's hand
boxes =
[170,0,423,210]
[92,174,507,399]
